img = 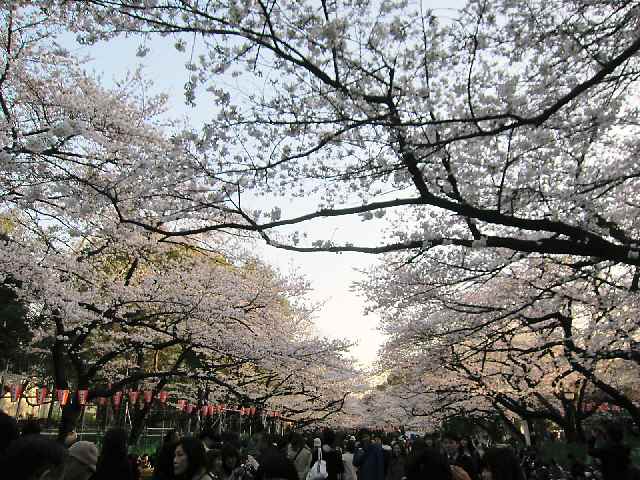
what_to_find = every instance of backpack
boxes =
[306,448,328,480]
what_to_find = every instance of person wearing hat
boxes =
[64,440,98,480]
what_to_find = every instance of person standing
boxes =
[1,434,67,480]
[311,430,344,480]
[287,432,312,480]
[385,442,406,480]
[588,423,637,480]
[94,428,135,480]
[64,441,98,480]
[442,434,476,480]
[342,437,357,480]
[353,432,384,480]
[153,429,180,480]
[173,436,215,480]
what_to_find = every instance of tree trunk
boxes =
[46,398,55,427]
[129,402,152,445]
[500,414,526,445]
[57,399,82,442]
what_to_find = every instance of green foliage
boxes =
[0,279,33,372]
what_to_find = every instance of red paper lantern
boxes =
[56,389,70,406]
[159,391,168,403]
[143,390,153,403]
[36,387,48,405]
[77,389,89,406]
[177,399,187,411]
[128,390,140,405]
[186,404,194,414]
[10,384,23,402]
[201,405,209,417]
[208,404,215,416]
[112,391,123,408]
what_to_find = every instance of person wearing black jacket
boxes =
[588,423,637,480]
[442,434,478,480]
[94,428,135,480]
[311,429,344,480]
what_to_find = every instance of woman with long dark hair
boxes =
[221,444,243,480]
[94,428,135,480]
[174,436,214,480]
[154,430,180,480]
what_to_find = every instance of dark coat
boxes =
[353,444,384,480]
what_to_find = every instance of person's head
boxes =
[100,428,128,459]
[442,434,460,457]
[64,441,98,480]
[359,431,371,447]
[406,448,452,480]
[0,409,19,455]
[290,431,305,450]
[164,428,180,445]
[259,449,299,480]
[253,431,273,454]
[460,437,474,452]
[63,431,78,448]
[174,436,207,479]
[412,437,427,455]
[345,437,356,454]
[480,448,526,480]
[155,438,177,478]
[392,442,405,457]
[2,434,67,480]
[207,448,224,474]
[323,429,336,447]
[221,443,241,473]
[200,429,219,449]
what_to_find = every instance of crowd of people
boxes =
[0,410,637,480]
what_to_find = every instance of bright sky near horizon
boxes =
[63,1,465,367]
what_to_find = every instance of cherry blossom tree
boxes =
[1,215,356,437]
[5,1,640,433]
[1,3,357,438]
[366,252,640,440]
[27,0,640,269]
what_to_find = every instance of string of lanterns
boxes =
[5,384,283,417]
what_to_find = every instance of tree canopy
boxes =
[2,0,640,436]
